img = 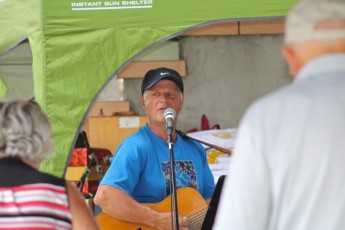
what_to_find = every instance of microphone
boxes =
[164,108,176,134]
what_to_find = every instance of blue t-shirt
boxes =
[100,124,215,203]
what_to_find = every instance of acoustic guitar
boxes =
[96,187,208,230]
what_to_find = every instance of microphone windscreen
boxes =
[164,108,176,119]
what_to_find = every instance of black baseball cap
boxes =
[141,67,184,95]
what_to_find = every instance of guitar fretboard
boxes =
[187,208,208,230]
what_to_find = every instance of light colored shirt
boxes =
[213,54,345,230]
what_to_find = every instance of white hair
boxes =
[0,100,53,161]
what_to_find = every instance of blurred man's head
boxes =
[284,0,345,44]
[282,0,345,76]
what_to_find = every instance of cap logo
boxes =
[160,72,170,76]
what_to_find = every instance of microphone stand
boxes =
[77,153,96,193]
[168,128,179,230]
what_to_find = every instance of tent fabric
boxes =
[44,0,294,29]
[2,0,298,177]
[0,0,40,55]
[0,73,7,98]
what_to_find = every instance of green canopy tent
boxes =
[0,0,297,177]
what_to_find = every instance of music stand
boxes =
[201,175,226,230]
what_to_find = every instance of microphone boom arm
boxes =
[176,130,232,155]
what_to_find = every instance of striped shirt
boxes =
[0,157,72,229]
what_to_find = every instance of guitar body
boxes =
[96,187,208,230]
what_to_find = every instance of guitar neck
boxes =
[187,208,208,230]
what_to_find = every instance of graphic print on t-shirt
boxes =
[161,160,197,196]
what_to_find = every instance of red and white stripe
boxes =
[0,183,72,229]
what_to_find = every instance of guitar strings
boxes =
[187,208,208,230]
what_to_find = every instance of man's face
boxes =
[141,79,184,125]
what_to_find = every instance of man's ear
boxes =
[181,94,184,106]
[140,95,146,108]
[282,45,300,77]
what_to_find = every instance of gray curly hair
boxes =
[0,100,53,161]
